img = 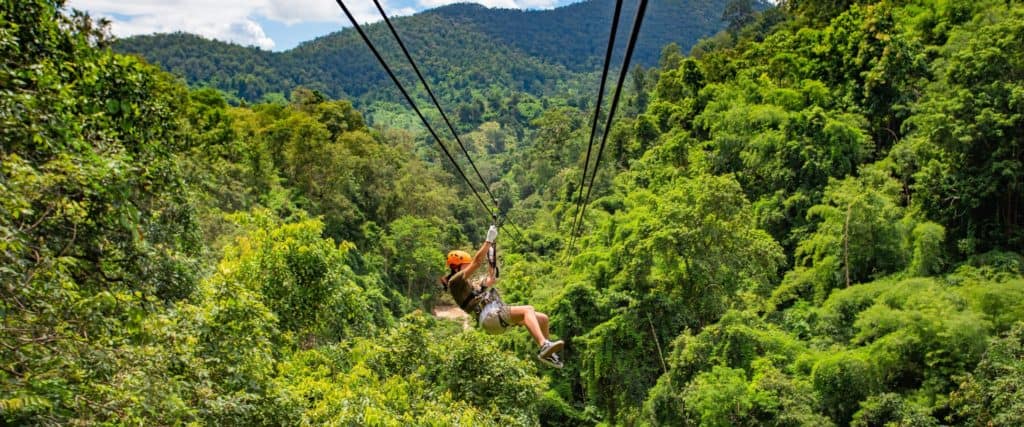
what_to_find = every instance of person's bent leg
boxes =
[509,305,546,346]
[536,311,550,339]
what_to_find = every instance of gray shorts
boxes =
[478,299,511,334]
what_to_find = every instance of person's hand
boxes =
[485,225,498,243]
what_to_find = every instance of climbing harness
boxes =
[457,228,502,313]
[453,227,511,332]
[478,290,511,334]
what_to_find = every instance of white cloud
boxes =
[70,0,279,48]
[259,0,345,25]
[315,0,418,25]
[229,20,276,49]
[390,7,419,17]
[516,0,560,8]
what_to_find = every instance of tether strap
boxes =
[460,289,484,312]
[488,243,499,278]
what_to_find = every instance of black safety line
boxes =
[371,0,527,242]
[333,0,501,224]
[570,0,649,252]
[342,0,525,243]
[371,0,502,214]
[568,0,625,252]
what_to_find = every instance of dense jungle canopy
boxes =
[2,0,1024,425]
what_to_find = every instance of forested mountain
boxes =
[417,0,734,70]
[113,0,741,105]
[5,0,1024,426]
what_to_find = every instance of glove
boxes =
[485,225,498,243]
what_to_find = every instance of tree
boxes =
[852,393,938,427]
[951,323,1024,426]
[215,214,392,344]
[569,174,784,422]
[812,352,879,422]
[785,0,862,26]
[658,42,684,71]
[896,6,1024,252]
[377,216,446,306]
[1,2,208,421]
[722,0,756,36]
[683,366,756,426]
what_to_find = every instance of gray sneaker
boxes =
[538,339,564,358]
[538,352,563,369]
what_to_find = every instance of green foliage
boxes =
[665,311,807,384]
[221,91,454,245]
[213,214,392,344]
[675,361,832,427]
[785,0,867,26]
[790,168,906,297]
[692,75,873,250]
[275,348,493,426]
[684,365,757,426]
[821,277,992,393]
[949,254,1024,334]
[1,1,204,422]
[852,393,938,427]
[373,216,448,307]
[771,164,953,306]
[191,262,290,424]
[525,106,585,195]
[567,174,784,423]
[644,311,829,426]
[657,261,1024,426]
[950,322,1024,426]
[7,0,1024,425]
[894,3,1024,251]
[723,0,758,35]
[745,362,835,426]
[811,351,880,423]
[646,353,831,426]
[579,173,784,317]
[855,282,991,388]
[355,314,546,425]
[272,314,545,426]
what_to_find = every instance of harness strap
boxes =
[497,304,510,328]
[461,287,505,315]
[488,243,499,278]
[460,288,486,312]
[459,292,476,311]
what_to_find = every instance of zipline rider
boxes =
[441,225,565,368]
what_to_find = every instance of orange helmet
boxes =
[446,250,472,268]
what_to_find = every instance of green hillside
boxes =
[419,0,734,70]
[112,0,741,105]
[4,0,1024,426]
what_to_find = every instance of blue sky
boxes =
[69,0,585,51]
